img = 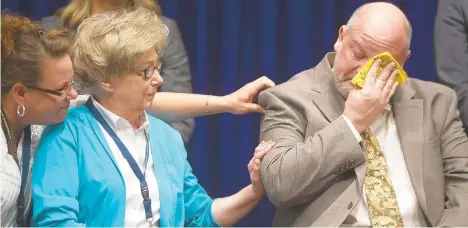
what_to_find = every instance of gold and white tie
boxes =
[362,129,404,227]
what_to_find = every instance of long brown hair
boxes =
[1,11,70,94]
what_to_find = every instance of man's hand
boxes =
[343,59,400,133]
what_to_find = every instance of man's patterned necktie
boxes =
[362,129,404,227]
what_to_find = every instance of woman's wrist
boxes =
[206,95,232,115]
[248,184,265,201]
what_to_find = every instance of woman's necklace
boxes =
[1,107,18,158]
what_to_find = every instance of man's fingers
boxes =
[389,82,399,98]
[364,59,382,87]
[375,62,395,90]
[381,69,398,100]
[386,82,400,103]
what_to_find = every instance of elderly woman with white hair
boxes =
[31,7,274,227]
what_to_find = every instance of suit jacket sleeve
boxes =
[31,121,84,227]
[160,17,195,143]
[258,89,365,208]
[437,90,468,227]
[435,0,468,135]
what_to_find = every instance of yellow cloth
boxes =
[352,52,408,89]
[362,129,404,227]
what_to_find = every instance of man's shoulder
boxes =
[260,68,316,99]
[407,77,456,99]
[446,0,468,9]
[404,78,457,120]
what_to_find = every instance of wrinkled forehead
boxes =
[345,25,408,62]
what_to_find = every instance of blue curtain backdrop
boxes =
[2,0,438,226]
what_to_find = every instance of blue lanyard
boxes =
[17,126,31,226]
[1,107,31,226]
[85,99,153,224]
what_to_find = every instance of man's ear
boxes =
[334,25,347,52]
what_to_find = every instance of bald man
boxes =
[259,2,468,227]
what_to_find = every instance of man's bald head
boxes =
[331,2,413,99]
[347,2,412,50]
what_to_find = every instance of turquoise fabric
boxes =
[31,105,219,227]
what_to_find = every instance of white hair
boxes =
[71,7,168,85]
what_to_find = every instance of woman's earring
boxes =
[17,105,25,117]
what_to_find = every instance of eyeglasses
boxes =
[28,80,75,99]
[136,63,162,79]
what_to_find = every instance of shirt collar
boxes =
[91,97,149,132]
[384,104,392,112]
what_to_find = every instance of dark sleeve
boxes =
[434,0,468,134]
[159,16,195,143]
[39,15,63,31]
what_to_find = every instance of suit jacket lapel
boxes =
[311,86,345,123]
[310,53,364,190]
[392,84,428,218]
[310,54,346,122]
